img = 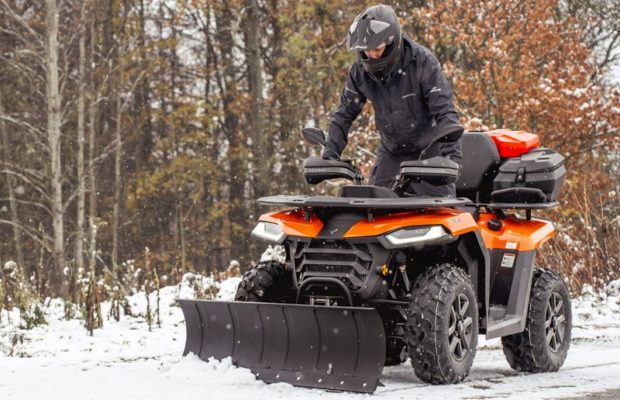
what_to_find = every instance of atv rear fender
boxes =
[478,213,555,251]
[477,213,556,338]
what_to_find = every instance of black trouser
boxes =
[368,143,456,197]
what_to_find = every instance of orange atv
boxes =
[178,128,571,393]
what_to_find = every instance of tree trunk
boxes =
[218,0,247,265]
[88,15,98,273]
[46,0,66,297]
[0,91,25,270]
[243,0,268,214]
[112,56,122,277]
[76,4,87,277]
[168,13,186,276]
[135,0,153,172]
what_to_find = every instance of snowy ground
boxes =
[1,278,619,400]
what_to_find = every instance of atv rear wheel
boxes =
[406,264,478,384]
[235,260,295,303]
[501,268,571,372]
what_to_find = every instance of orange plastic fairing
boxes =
[344,208,478,238]
[259,209,323,238]
[487,129,540,158]
[477,212,555,251]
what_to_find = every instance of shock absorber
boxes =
[395,251,411,293]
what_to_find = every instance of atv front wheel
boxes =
[406,264,478,384]
[501,268,571,372]
[235,260,295,303]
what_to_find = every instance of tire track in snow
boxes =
[376,353,620,395]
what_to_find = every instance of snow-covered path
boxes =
[2,336,618,400]
[1,280,619,400]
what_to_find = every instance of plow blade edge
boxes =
[177,299,386,393]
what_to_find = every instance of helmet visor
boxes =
[347,18,395,52]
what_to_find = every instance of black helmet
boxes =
[347,5,403,81]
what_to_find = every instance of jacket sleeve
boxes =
[419,51,462,162]
[323,66,367,159]
[439,140,462,164]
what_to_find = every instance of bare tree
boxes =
[88,14,98,276]
[76,2,87,276]
[45,0,66,297]
[565,0,620,75]
[243,0,269,215]
[0,91,25,269]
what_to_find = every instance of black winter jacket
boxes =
[324,36,461,160]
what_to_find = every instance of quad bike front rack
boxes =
[178,299,386,393]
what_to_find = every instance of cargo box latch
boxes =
[515,167,526,184]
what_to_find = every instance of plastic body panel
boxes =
[344,208,478,238]
[484,250,536,339]
[259,208,479,240]
[476,211,555,338]
[259,209,323,238]
[477,212,555,251]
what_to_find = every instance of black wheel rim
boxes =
[448,293,474,362]
[545,292,567,352]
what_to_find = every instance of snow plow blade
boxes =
[178,299,386,393]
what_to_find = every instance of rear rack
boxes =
[483,202,559,210]
[473,201,559,220]
[258,195,471,210]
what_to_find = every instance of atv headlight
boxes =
[251,221,286,244]
[385,225,450,246]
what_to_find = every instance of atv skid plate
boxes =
[178,299,386,393]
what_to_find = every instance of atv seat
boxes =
[456,132,501,203]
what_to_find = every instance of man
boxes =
[322,4,464,196]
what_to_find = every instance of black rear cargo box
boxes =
[493,147,565,203]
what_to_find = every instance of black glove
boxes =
[321,148,340,160]
[436,122,464,142]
